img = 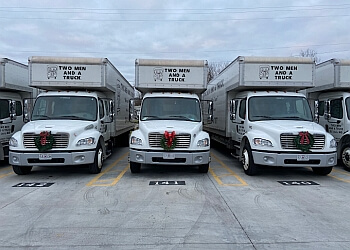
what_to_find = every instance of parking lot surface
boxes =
[1,146,350,249]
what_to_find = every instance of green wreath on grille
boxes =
[160,131,177,151]
[294,131,314,153]
[34,131,55,152]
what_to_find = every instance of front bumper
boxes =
[130,149,210,165]
[9,150,95,166]
[252,150,337,167]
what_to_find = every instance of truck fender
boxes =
[239,136,249,161]
[338,134,350,159]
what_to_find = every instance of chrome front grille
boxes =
[280,133,325,150]
[23,133,69,149]
[149,132,191,148]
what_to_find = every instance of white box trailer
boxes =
[306,59,350,171]
[0,58,37,161]
[204,56,337,176]
[9,56,134,174]
[129,59,212,173]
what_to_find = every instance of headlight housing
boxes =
[76,137,95,146]
[253,138,273,147]
[197,138,210,147]
[330,138,337,148]
[130,136,142,145]
[9,137,18,147]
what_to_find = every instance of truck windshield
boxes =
[31,96,97,121]
[140,97,201,122]
[0,99,9,119]
[248,96,313,122]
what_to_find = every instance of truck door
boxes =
[231,99,246,143]
[325,97,344,142]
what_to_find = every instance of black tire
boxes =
[340,144,350,172]
[88,143,103,174]
[312,167,333,175]
[242,143,258,176]
[198,163,209,173]
[130,162,141,173]
[12,165,32,175]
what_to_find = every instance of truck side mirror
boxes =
[129,99,141,123]
[314,100,319,123]
[109,100,115,122]
[23,99,33,123]
[324,100,331,121]
[9,100,16,121]
[230,99,236,120]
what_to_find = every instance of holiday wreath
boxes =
[294,131,314,152]
[34,131,55,152]
[160,131,177,151]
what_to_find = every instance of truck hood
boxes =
[21,120,95,134]
[140,120,201,134]
[252,120,326,134]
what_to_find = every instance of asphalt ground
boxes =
[1,145,350,249]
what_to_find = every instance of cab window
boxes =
[330,98,343,119]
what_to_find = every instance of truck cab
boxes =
[230,91,336,175]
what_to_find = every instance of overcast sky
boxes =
[1,0,349,84]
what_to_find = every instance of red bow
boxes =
[164,131,176,147]
[298,131,310,145]
[39,131,50,146]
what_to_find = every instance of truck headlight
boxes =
[76,137,95,146]
[130,136,142,145]
[197,138,210,147]
[9,137,18,147]
[253,138,273,147]
[330,138,337,148]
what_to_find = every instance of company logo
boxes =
[153,67,164,81]
[259,65,270,79]
[47,65,58,79]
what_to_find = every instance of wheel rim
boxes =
[342,147,350,168]
[97,148,103,169]
[242,149,249,171]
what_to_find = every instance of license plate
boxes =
[297,154,309,161]
[39,153,52,160]
[163,153,175,159]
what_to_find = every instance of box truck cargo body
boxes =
[9,56,134,174]
[129,59,212,173]
[203,56,337,175]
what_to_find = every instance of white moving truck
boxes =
[203,56,337,176]
[306,59,350,171]
[9,56,134,174]
[0,58,36,161]
[129,59,212,173]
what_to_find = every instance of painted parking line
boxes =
[0,166,14,179]
[210,153,248,186]
[86,152,129,187]
[329,168,350,183]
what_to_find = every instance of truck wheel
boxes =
[12,165,32,175]
[130,162,141,173]
[242,144,258,176]
[312,167,333,175]
[198,163,209,173]
[341,145,350,171]
[88,143,103,174]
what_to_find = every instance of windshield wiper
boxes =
[142,115,160,120]
[33,115,51,120]
[55,115,83,120]
[279,116,311,121]
[168,115,193,121]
